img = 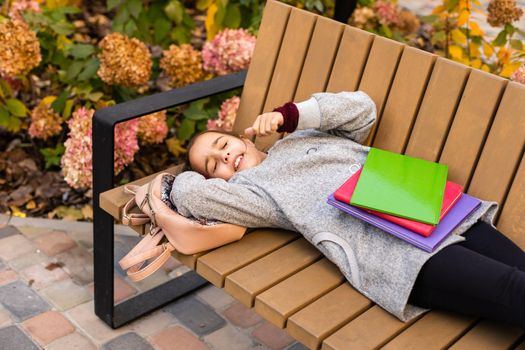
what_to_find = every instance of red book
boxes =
[334,168,464,237]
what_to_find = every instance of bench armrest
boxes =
[92,70,247,206]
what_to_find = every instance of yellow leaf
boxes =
[469,21,484,36]
[469,42,480,57]
[472,0,482,6]
[81,205,93,221]
[483,44,494,58]
[42,96,57,105]
[451,29,467,45]
[458,0,471,10]
[481,64,490,72]
[166,137,187,158]
[25,200,36,210]
[470,58,482,68]
[449,45,464,60]
[457,10,469,27]
[9,206,26,218]
[497,47,510,64]
[432,5,446,14]
[205,3,219,40]
[56,35,73,51]
[500,62,522,78]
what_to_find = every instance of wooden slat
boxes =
[195,228,299,287]
[497,152,525,248]
[372,46,436,153]
[173,251,206,270]
[405,58,470,161]
[321,305,417,350]
[287,283,372,350]
[357,36,405,146]
[326,26,374,93]
[467,82,525,209]
[293,16,344,101]
[439,69,507,187]
[448,320,523,350]
[224,238,322,307]
[254,258,345,329]
[381,310,475,350]
[233,0,291,136]
[99,165,182,220]
[255,7,317,152]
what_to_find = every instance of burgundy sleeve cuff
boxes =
[273,102,299,133]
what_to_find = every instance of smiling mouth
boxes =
[234,154,243,170]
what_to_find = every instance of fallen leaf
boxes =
[9,205,26,218]
[45,262,64,270]
[25,200,36,209]
[81,204,93,220]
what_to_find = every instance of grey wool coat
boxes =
[170,91,499,322]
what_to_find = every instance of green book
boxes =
[350,148,448,225]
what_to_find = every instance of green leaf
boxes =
[176,119,196,142]
[510,39,523,51]
[40,143,65,169]
[380,24,392,38]
[171,25,191,44]
[86,91,104,102]
[66,61,84,81]
[113,6,130,26]
[154,18,172,43]
[216,1,227,25]
[0,106,9,127]
[136,12,152,42]
[107,0,121,10]
[7,116,21,132]
[196,0,212,11]
[0,79,13,98]
[446,0,459,11]
[5,99,27,117]
[224,3,241,28]
[124,20,138,36]
[127,0,143,19]
[51,90,68,114]
[66,43,95,59]
[419,15,439,24]
[165,0,184,24]
[78,58,100,81]
[433,30,446,42]
[49,22,75,36]
[63,99,74,119]
[492,29,507,47]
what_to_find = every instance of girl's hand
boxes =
[244,112,284,138]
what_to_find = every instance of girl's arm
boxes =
[170,171,292,230]
[273,91,377,144]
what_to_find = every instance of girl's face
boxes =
[189,132,267,181]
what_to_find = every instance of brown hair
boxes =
[181,129,241,173]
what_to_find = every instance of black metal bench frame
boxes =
[92,71,247,328]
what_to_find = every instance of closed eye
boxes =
[222,141,228,149]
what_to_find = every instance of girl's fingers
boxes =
[259,114,268,136]
[265,113,274,133]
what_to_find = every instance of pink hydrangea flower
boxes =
[374,1,400,26]
[202,29,256,76]
[207,96,240,132]
[510,63,525,84]
[137,110,169,145]
[8,0,41,21]
[61,107,139,189]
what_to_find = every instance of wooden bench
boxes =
[93,0,525,348]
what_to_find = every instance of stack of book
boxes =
[328,148,481,252]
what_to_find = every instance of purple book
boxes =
[327,193,481,252]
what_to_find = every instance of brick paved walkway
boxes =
[0,220,308,350]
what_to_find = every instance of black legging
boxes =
[408,221,525,329]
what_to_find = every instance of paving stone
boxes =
[40,279,92,311]
[0,235,37,261]
[0,270,17,286]
[54,247,93,285]
[68,231,93,250]
[101,332,154,350]
[66,301,129,345]
[168,265,192,278]
[195,284,236,310]
[0,261,4,270]
[0,306,12,327]
[33,231,77,256]
[0,325,39,350]
[16,226,53,239]
[22,310,75,347]
[114,275,137,303]
[285,342,308,350]
[0,226,20,239]
[164,295,227,336]
[46,332,97,350]
[163,256,183,272]
[128,310,177,337]
[149,325,210,350]
[8,251,48,271]
[20,262,68,290]
[252,322,295,350]
[223,301,263,328]
[0,281,51,322]
[204,323,255,350]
